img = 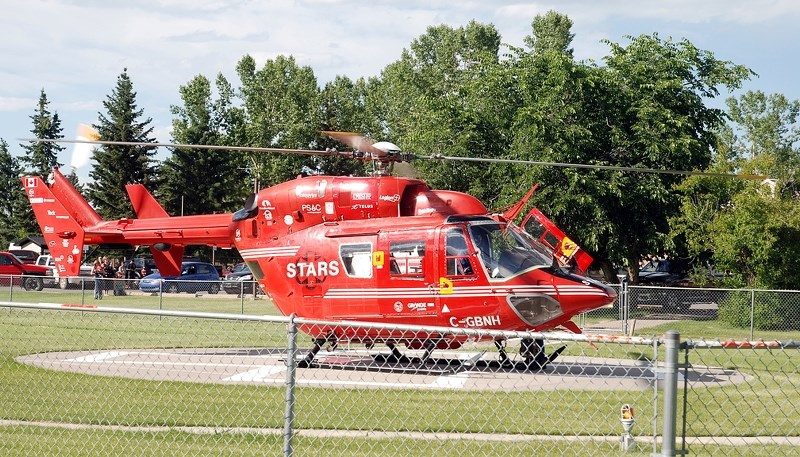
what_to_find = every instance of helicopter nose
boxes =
[565,276,618,312]
[598,281,618,306]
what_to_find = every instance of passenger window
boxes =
[340,243,373,278]
[389,240,425,277]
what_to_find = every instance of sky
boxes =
[1,0,798,177]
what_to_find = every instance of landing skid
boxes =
[294,339,566,375]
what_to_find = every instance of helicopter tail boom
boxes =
[23,168,235,278]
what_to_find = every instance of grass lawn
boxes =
[1,295,798,456]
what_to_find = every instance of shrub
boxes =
[718,291,800,331]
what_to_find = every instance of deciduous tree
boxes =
[160,74,248,217]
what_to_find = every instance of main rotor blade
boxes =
[19,138,352,158]
[417,153,767,180]
[21,137,768,180]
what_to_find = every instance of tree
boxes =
[675,91,800,290]
[375,21,510,205]
[726,91,800,197]
[0,140,29,248]
[524,10,575,56]
[13,90,65,236]
[235,55,320,188]
[316,75,378,177]
[19,89,64,178]
[87,69,158,219]
[710,191,800,289]
[506,32,753,282]
[160,74,248,216]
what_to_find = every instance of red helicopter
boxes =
[23,130,623,369]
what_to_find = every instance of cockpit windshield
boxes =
[467,220,554,279]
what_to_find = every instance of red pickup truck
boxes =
[0,251,49,291]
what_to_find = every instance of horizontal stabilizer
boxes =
[126,183,184,277]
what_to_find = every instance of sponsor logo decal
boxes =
[286,253,339,288]
[379,194,401,203]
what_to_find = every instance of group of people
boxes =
[92,256,138,299]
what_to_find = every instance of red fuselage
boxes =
[231,175,616,346]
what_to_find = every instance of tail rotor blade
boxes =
[70,124,100,170]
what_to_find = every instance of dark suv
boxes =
[638,259,687,285]
[138,261,221,294]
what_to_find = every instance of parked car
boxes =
[9,249,38,265]
[139,261,221,294]
[0,251,49,290]
[638,259,688,285]
[222,263,263,295]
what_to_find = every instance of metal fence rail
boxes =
[2,300,799,456]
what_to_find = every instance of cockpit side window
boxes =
[444,228,474,277]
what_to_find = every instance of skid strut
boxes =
[420,339,440,365]
[297,333,338,368]
[495,340,511,366]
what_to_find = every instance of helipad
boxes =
[17,347,748,391]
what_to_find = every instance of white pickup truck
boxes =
[35,255,95,289]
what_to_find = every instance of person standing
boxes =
[125,258,138,290]
[102,256,114,295]
[93,258,104,299]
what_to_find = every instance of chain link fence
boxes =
[2,297,799,456]
[679,339,800,456]
[584,284,800,340]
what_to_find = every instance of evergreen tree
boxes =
[0,140,30,247]
[87,69,157,219]
[19,89,64,177]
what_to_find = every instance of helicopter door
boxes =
[379,234,435,319]
[521,208,593,272]
[329,239,380,318]
[441,227,477,278]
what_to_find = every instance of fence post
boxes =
[661,331,679,456]
[749,289,755,341]
[240,281,245,314]
[284,314,298,457]
[617,275,628,335]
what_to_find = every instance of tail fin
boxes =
[125,183,184,277]
[21,170,92,276]
[127,184,170,219]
